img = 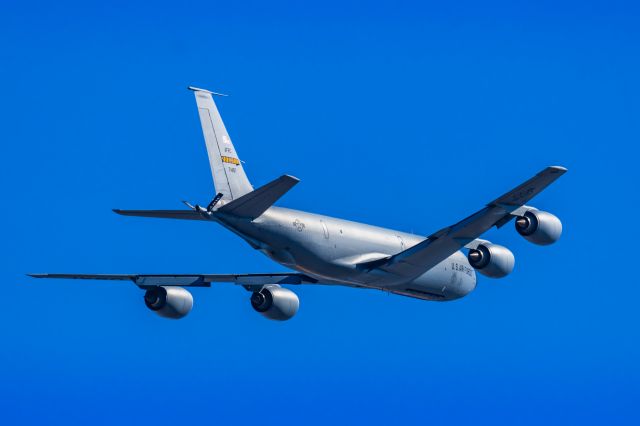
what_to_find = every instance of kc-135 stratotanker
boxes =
[30,87,566,320]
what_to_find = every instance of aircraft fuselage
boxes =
[217,206,477,301]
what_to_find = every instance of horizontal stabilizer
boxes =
[113,209,208,221]
[217,175,299,219]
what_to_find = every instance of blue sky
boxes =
[1,0,639,424]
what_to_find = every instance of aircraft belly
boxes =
[221,208,477,299]
[234,209,382,282]
[223,211,349,281]
[386,251,477,301]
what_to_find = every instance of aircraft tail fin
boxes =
[218,175,299,219]
[189,86,253,202]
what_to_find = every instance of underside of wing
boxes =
[29,272,318,320]
[359,166,567,279]
[28,273,318,288]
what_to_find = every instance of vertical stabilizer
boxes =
[189,86,253,202]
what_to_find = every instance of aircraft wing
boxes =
[28,273,318,289]
[360,166,567,279]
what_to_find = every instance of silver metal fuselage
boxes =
[215,206,477,301]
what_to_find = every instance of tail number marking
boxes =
[221,156,240,165]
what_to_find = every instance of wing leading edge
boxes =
[359,166,567,279]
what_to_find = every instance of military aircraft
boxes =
[30,87,566,321]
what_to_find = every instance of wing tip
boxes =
[283,174,300,183]
[549,165,568,173]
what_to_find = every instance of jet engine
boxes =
[515,210,562,246]
[250,284,299,321]
[467,243,515,278]
[144,286,193,319]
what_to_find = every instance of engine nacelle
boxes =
[250,284,299,321]
[467,243,515,278]
[144,286,193,319]
[515,210,562,246]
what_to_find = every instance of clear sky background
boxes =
[1,0,638,424]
